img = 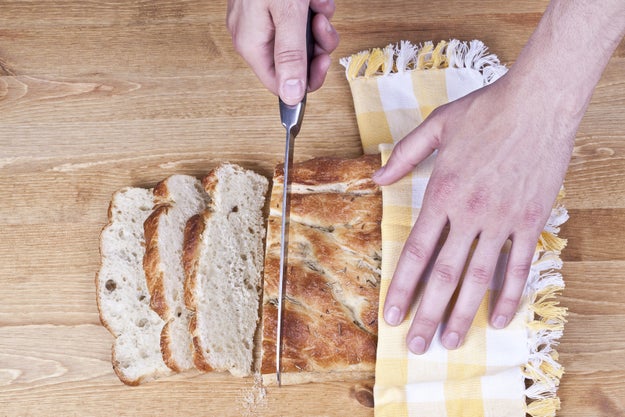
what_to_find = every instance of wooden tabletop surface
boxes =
[1,1,624,416]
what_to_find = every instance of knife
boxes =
[276,8,315,387]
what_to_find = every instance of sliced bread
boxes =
[184,163,268,377]
[143,174,211,372]
[96,187,172,385]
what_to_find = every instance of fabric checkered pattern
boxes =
[341,40,567,417]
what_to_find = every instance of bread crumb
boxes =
[239,373,267,416]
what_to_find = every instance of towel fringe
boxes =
[524,193,568,417]
[526,398,562,417]
[396,40,418,72]
[340,39,506,85]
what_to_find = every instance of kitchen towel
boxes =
[341,40,568,417]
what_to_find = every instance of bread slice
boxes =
[96,187,172,385]
[143,174,210,372]
[260,154,382,385]
[184,163,268,377]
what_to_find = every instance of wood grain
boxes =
[1,0,624,416]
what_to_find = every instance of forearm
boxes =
[507,0,625,119]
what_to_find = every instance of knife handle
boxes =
[305,8,315,84]
[278,8,314,134]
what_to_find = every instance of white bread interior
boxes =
[96,187,172,385]
[184,163,268,377]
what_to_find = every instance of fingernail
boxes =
[442,332,460,349]
[326,20,334,34]
[372,166,386,181]
[385,306,401,326]
[493,315,508,329]
[408,336,426,355]
[281,79,304,103]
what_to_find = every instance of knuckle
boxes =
[226,7,239,35]
[522,201,546,228]
[231,34,244,54]
[229,32,251,57]
[275,49,306,66]
[388,281,414,300]
[465,188,489,214]
[225,4,237,34]
[311,0,335,16]
[497,295,520,311]
[431,263,458,284]
[468,265,492,285]
[450,312,475,329]
[390,139,416,170]
[412,314,438,329]
[226,18,234,35]
[428,173,458,208]
[402,240,430,264]
[508,263,531,282]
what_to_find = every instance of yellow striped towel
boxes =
[341,40,568,417]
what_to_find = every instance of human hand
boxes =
[372,71,581,354]
[227,0,340,105]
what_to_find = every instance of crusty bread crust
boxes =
[182,213,204,313]
[201,168,219,196]
[272,154,381,193]
[157,321,177,372]
[188,315,213,372]
[95,197,119,337]
[143,203,170,318]
[111,347,142,386]
[182,212,215,372]
[260,154,382,385]
[96,193,138,336]
[261,370,375,386]
[159,320,177,372]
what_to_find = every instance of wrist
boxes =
[505,0,625,123]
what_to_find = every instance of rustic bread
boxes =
[260,154,382,385]
[184,163,268,377]
[96,187,172,385]
[143,174,210,372]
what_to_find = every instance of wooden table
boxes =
[1,1,623,416]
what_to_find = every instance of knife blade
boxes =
[276,8,315,387]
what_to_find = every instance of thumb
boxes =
[373,118,440,185]
[272,2,310,105]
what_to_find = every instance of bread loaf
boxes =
[98,156,380,386]
[143,175,210,371]
[260,154,382,385]
[184,163,268,376]
[96,187,172,385]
